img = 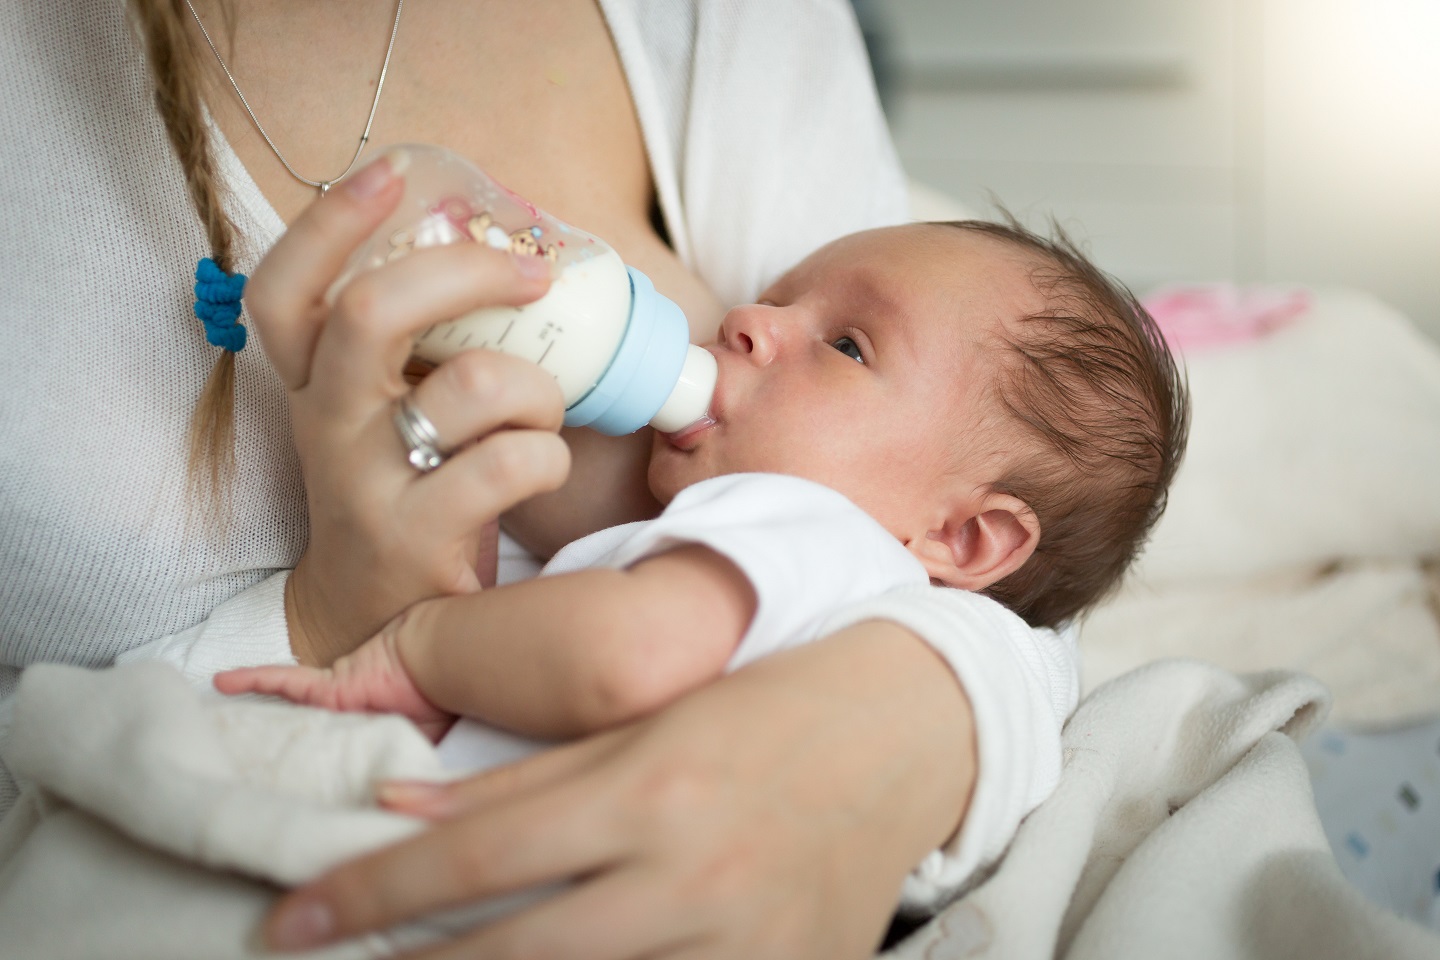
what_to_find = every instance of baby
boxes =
[218,220,1188,761]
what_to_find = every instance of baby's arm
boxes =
[219,545,755,740]
[409,545,754,737]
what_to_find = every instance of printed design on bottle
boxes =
[382,195,589,267]
[372,181,629,400]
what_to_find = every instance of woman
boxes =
[0,1,1072,956]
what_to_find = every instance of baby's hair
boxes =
[128,0,242,518]
[941,217,1189,628]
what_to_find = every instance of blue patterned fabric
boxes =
[1304,717,1440,931]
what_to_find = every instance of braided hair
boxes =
[128,0,246,517]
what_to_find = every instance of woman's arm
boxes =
[260,620,976,959]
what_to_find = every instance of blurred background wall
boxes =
[854,0,1440,341]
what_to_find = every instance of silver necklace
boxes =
[184,0,405,195]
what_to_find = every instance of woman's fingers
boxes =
[246,152,409,389]
[405,867,701,960]
[408,347,567,450]
[409,429,570,540]
[379,352,569,551]
[388,350,568,546]
[378,730,625,820]
[266,770,626,951]
[311,245,552,415]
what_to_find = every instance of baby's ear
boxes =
[907,493,1040,590]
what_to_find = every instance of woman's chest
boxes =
[204,0,722,332]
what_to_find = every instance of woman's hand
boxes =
[246,153,572,666]
[261,620,978,960]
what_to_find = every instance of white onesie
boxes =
[439,472,928,769]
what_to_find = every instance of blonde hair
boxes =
[128,0,242,514]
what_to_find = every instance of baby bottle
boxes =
[336,144,715,435]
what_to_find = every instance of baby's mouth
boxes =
[660,414,717,451]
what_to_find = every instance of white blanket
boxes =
[0,662,541,959]
[882,659,1440,960]
[5,659,1436,958]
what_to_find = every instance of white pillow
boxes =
[1133,287,1440,584]
[1083,561,1440,726]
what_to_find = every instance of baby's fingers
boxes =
[213,665,336,707]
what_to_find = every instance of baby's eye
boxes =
[830,336,864,363]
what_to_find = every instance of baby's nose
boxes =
[719,304,779,366]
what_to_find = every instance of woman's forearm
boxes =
[735,619,978,876]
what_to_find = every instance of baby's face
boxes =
[649,224,1045,539]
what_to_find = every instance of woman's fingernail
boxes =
[376,780,454,815]
[510,253,552,280]
[268,897,335,950]
[343,149,409,200]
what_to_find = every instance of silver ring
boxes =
[393,394,446,473]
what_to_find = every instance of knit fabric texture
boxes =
[0,1,306,805]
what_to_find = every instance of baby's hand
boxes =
[214,631,456,743]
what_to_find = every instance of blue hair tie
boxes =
[194,257,248,353]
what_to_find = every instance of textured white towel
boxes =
[0,662,507,960]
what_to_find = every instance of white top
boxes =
[0,0,1075,906]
